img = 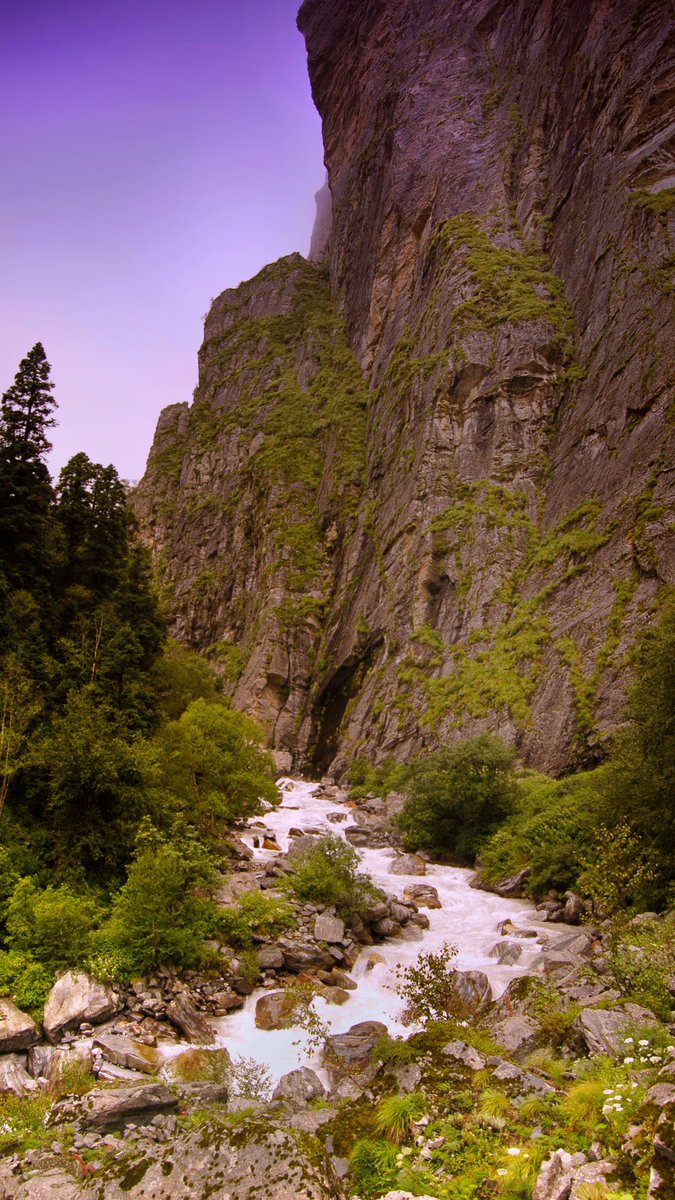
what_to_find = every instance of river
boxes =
[211,778,562,1082]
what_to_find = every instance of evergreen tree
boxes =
[0,343,56,593]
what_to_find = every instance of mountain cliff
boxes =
[134,0,674,775]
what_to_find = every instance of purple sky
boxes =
[0,0,323,482]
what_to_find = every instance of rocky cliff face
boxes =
[135,0,674,775]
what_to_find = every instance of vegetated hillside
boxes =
[135,0,674,776]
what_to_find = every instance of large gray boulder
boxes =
[78,1082,179,1131]
[314,914,345,942]
[442,1039,486,1070]
[574,1003,656,1056]
[0,1053,39,1096]
[82,1115,346,1198]
[0,997,39,1052]
[42,971,120,1042]
[326,1021,388,1068]
[165,995,215,1044]
[28,1043,93,1086]
[447,969,493,1017]
[272,1067,326,1106]
[93,1033,164,1074]
[488,940,522,965]
[277,938,335,972]
[255,990,297,1030]
[0,1166,85,1199]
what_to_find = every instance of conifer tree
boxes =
[0,343,57,592]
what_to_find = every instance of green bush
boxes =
[219,890,294,949]
[98,829,219,972]
[396,735,518,862]
[347,756,410,800]
[605,912,675,1020]
[395,942,461,1024]
[0,950,53,1013]
[349,1138,398,1198]
[284,834,381,916]
[479,770,601,894]
[4,878,101,971]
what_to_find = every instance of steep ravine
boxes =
[135,0,674,776]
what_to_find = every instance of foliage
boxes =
[373,1092,426,1143]
[396,735,518,862]
[395,942,460,1024]
[228,1055,273,1103]
[0,1091,54,1154]
[604,913,675,1020]
[170,1048,231,1085]
[4,877,100,970]
[97,828,219,973]
[349,1138,399,1198]
[149,698,278,843]
[283,834,382,916]
[153,640,222,719]
[347,756,410,800]
[0,949,53,1013]
[479,769,602,894]
[218,889,294,948]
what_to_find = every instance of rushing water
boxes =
[214,778,562,1081]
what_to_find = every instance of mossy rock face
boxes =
[94,1114,347,1199]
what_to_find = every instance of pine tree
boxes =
[0,343,57,593]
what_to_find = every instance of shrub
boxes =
[396,735,518,862]
[218,890,294,949]
[395,941,460,1024]
[0,949,53,1013]
[373,1092,426,1143]
[171,1048,231,1085]
[98,828,218,972]
[604,913,675,1020]
[347,757,410,800]
[4,878,101,971]
[284,834,381,916]
[349,1138,398,1198]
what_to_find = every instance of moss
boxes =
[633,188,675,218]
[430,212,575,343]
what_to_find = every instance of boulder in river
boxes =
[403,883,441,909]
[326,1020,388,1069]
[43,971,120,1042]
[488,940,522,965]
[165,995,215,1044]
[0,997,39,1052]
[255,990,297,1030]
[389,853,427,875]
[447,969,493,1018]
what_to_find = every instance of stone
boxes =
[488,940,522,965]
[392,1062,423,1093]
[257,944,285,969]
[277,937,335,972]
[0,1167,85,1199]
[165,996,215,1045]
[442,1040,486,1070]
[532,1149,575,1200]
[487,1012,542,1061]
[471,867,531,897]
[42,971,119,1042]
[0,998,39,1053]
[574,1004,656,1056]
[78,1083,179,1131]
[93,1033,164,1075]
[403,884,441,909]
[563,892,584,924]
[255,990,297,1030]
[491,1059,555,1097]
[272,1067,326,1106]
[389,854,427,876]
[0,1053,39,1096]
[326,1021,388,1068]
[314,914,345,942]
[569,1161,616,1198]
[447,969,493,1017]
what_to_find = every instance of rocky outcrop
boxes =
[42,973,120,1043]
[135,0,674,776]
[0,999,39,1053]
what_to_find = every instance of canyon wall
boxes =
[135,0,674,775]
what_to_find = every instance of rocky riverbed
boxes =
[0,779,673,1199]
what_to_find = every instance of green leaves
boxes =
[396,734,518,862]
